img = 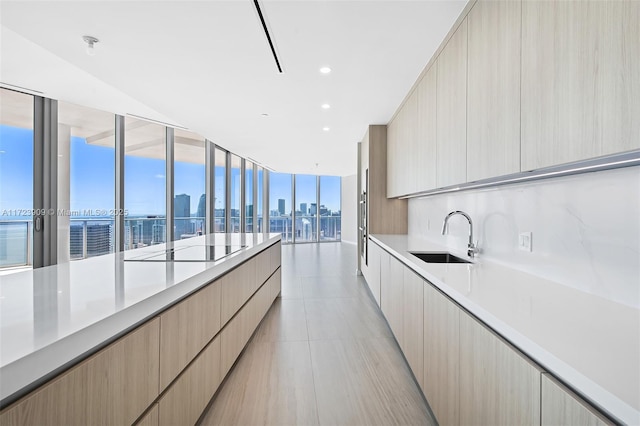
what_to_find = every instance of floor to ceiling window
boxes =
[245,161,254,232]
[230,154,242,233]
[58,101,115,261]
[320,175,341,241]
[214,147,227,233]
[174,129,205,240]
[294,174,317,242]
[0,88,34,270]
[269,172,292,243]
[256,166,264,232]
[124,117,166,249]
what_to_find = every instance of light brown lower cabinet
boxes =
[158,336,222,426]
[136,404,158,426]
[381,256,405,347]
[541,373,613,426]
[423,282,460,426]
[402,268,423,390]
[366,241,382,306]
[159,280,222,391]
[459,312,541,425]
[0,318,160,426]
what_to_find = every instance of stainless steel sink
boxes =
[409,251,471,264]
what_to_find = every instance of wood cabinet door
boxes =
[159,280,221,391]
[366,241,382,306]
[436,18,468,188]
[158,335,221,426]
[386,116,401,198]
[416,64,438,193]
[467,0,521,181]
[541,374,613,426]
[521,0,640,170]
[136,404,158,426]
[0,319,160,426]
[402,268,424,390]
[459,312,541,425]
[220,257,257,326]
[423,283,460,426]
[386,256,405,348]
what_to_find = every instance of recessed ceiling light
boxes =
[322,127,330,131]
[82,35,99,56]
[261,113,269,117]
[320,67,331,74]
[321,104,330,109]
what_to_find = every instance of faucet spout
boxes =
[441,210,478,258]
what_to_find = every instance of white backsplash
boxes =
[408,166,640,308]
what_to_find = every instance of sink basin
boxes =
[409,251,471,264]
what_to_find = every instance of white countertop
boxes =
[0,233,281,406]
[370,234,640,425]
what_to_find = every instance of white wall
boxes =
[408,166,640,308]
[341,174,357,244]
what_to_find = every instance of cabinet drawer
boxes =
[220,258,257,326]
[159,280,221,390]
[0,318,160,426]
[158,335,221,426]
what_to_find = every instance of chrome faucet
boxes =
[442,210,479,258]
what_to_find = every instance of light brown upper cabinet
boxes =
[437,18,468,188]
[416,64,438,192]
[467,0,522,181]
[521,0,640,170]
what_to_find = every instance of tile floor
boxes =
[200,242,435,426]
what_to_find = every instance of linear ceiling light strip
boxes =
[253,0,283,73]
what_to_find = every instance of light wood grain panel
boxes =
[385,256,405,348]
[416,64,438,192]
[159,280,221,390]
[437,18,468,188]
[201,340,319,426]
[366,241,381,306]
[402,268,424,390]
[256,247,272,288]
[467,0,521,181]
[270,267,281,302]
[404,89,420,195]
[521,0,640,170]
[158,335,221,426]
[541,373,613,426]
[423,282,460,426]
[0,319,160,426]
[310,337,434,426]
[220,257,257,326]
[379,248,391,317]
[270,241,281,277]
[386,116,401,197]
[220,298,253,378]
[136,403,158,426]
[367,126,407,233]
[459,312,541,425]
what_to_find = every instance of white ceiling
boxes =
[0,0,467,177]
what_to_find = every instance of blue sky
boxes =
[0,124,340,219]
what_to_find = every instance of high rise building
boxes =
[70,222,111,258]
[278,199,285,216]
[310,203,317,215]
[197,194,206,219]
[174,194,190,239]
[300,203,307,215]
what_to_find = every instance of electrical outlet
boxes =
[518,232,532,252]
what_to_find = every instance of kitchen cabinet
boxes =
[436,18,468,188]
[220,257,257,327]
[359,125,407,280]
[416,64,438,193]
[541,373,613,426]
[136,404,158,426]
[467,0,521,181]
[0,318,160,426]
[366,240,382,306]
[402,268,424,390]
[423,281,460,426]
[459,311,541,425]
[158,335,222,426]
[159,279,222,390]
[521,0,640,170]
[381,255,405,347]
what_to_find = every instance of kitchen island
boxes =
[368,234,639,426]
[0,232,281,425]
